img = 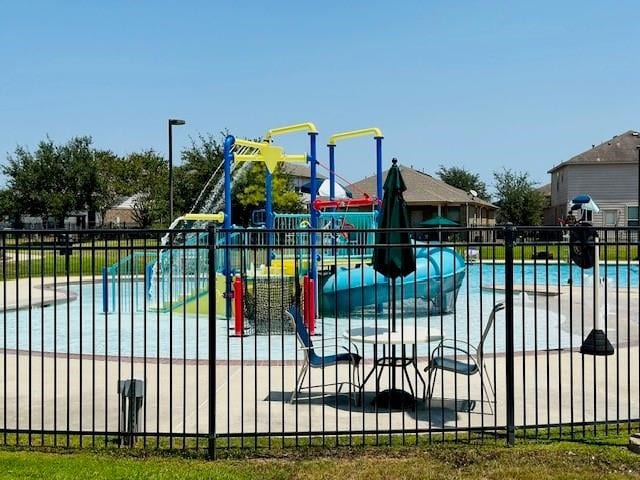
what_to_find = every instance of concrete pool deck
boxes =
[0,346,639,436]
[1,276,639,437]
[0,277,73,311]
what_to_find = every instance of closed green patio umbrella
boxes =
[373,159,416,280]
[372,158,416,409]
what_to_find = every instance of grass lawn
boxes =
[1,242,159,280]
[1,236,639,282]
[1,440,639,479]
[475,244,639,262]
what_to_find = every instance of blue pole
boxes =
[309,132,318,316]
[265,168,273,266]
[145,262,154,299]
[328,144,336,201]
[223,135,235,229]
[265,168,273,229]
[111,274,116,312]
[310,134,318,229]
[375,136,383,212]
[222,135,235,324]
[102,267,108,313]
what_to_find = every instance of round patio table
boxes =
[343,326,443,409]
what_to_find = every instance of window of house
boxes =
[603,210,617,226]
[628,206,639,227]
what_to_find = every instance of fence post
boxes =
[504,224,516,446]
[207,225,217,460]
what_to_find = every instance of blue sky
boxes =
[1,0,639,194]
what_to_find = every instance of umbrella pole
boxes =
[391,278,397,390]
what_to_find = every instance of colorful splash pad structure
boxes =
[104,122,466,331]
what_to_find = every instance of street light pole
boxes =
[168,118,186,223]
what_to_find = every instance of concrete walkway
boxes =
[0,346,638,436]
[0,277,72,311]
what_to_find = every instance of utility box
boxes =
[118,378,144,447]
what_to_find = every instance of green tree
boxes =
[121,150,169,226]
[0,189,21,227]
[94,150,128,226]
[3,139,76,226]
[234,162,304,225]
[60,136,108,227]
[2,136,123,228]
[493,168,546,225]
[437,165,490,201]
[173,134,224,216]
[131,193,156,228]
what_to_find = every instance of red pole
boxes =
[303,275,310,328]
[233,275,244,336]
[308,278,316,336]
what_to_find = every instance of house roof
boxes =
[548,130,640,173]
[281,162,326,179]
[348,164,496,208]
[537,183,551,196]
[111,194,143,209]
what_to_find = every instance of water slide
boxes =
[320,245,466,315]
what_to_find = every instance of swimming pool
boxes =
[1,262,635,361]
[473,261,639,289]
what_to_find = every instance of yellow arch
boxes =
[265,122,318,141]
[327,128,383,146]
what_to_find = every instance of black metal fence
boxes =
[0,225,639,457]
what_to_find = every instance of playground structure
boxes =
[104,122,466,333]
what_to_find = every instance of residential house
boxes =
[546,130,640,227]
[281,163,326,194]
[103,195,143,228]
[348,164,497,239]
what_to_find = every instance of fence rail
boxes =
[0,225,639,457]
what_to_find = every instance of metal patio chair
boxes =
[466,247,480,263]
[286,305,362,405]
[424,302,505,414]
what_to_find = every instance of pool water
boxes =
[1,263,636,361]
[475,261,638,289]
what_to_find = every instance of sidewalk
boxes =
[0,277,72,311]
[0,346,638,436]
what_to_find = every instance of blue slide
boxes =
[321,245,466,315]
